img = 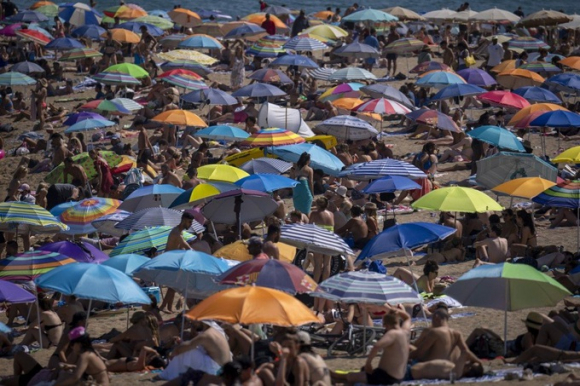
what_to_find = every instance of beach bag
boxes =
[465,55,476,67]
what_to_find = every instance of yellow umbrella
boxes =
[553,146,580,164]
[411,186,503,213]
[492,177,557,200]
[491,59,516,74]
[560,56,580,71]
[508,103,569,126]
[104,29,140,44]
[497,69,545,89]
[213,240,295,263]
[297,32,334,43]
[157,49,218,65]
[168,8,201,27]
[151,109,207,127]
[171,183,221,209]
[197,164,249,183]
[302,24,348,40]
[186,286,319,326]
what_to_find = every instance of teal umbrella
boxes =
[342,9,398,22]
[467,125,526,152]
[101,254,150,275]
[0,72,36,86]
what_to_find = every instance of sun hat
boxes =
[296,330,311,345]
[522,311,543,330]
[335,186,347,198]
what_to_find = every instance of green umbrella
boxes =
[134,15,174,29]
[104,63,149,78]
[0,72,36,86]
[45,151,124,185]
[110,226,196,256]
[411,186,504,213]
[35,4,59,17]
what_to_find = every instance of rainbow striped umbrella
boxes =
[110,226,196,257]
[532,180,580,209]
[0,202,68,233]
[0,251,77,281]
[161,74,208,90]
[245,42,287,58]
[240,128,305,148]
[92,72,141,85]
[353,98,412,115]
[508,36,550,51]
[258,34,289,45]
[519,62,562,74]
[59,47,103,61]
[60,198,121,234]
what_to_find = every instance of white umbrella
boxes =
[315,115,378,141]
[422,9,458,21]
[280,223,353,256]
[329,67,376,82]
[471,8,520,23]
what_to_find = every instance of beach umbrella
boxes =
[159,34,187,49]
[430,84,486,101]
[0,251,77,282]
[329,67,376,82]
[530,110,580,128]
[223,23,266,39]
[333,41,380,59]
[246,42,288,58]
[512,86,561,104]
[342,8,397,22]
[133,15,174,29]
[266,143,344,176]
[362,176,421,194]
[31,1,56,9]
[517,10,572,27]
[159,61,213,76]
[0,281,36,303]
[58,5,101,25]
[383,6,425,21]
[59,47,102,61]
[307,67,337,81]
[340,158,425,180]
[315,115,378,141]
[560,56,580,71]
[10,61,44,74]
[218,259,316,294]
[248,68,293,84]
[383,38,425,54]
[243,13,288,30]
[198,164,249,183]
[240,157,292,175]
[270,54,318,68]
[71,24,106,40]
[0,23,22,37]
[240,128,305,148]
[519,62,562,74]
[59,197,121,234]
[280,223,353,256]
[101,254,149,275]
[49,202,78,219]
[283,37,327,52]
[231,83,286,98]
[302,24,347,40]
[353,98,411,115]
[118,184,184,212]
[417,71,466,88]
[0,202,68,233]
[193,9,231,20]
[161,74,208,90]
[491,59,517,74]
[405,109,461,132]
[467,125,526,152]
[360,84,414,108]
[492,177,557,200]
[45,151,123,184]
[332,98,368,111]
[114,207,187,231]
[178,34,223,50]
[202,189,278,226]
[187,286,319,326]
[110,226,196,257]
[92,72,141,85]
[100,98,142,112]
[508,103,569,126]
[471,8,520,23]
[319,83,363,102]
[45,37,84,50]
[410,61,454,74]
[194,125,249,141]
[412,186,503,212]
[213,240,295,263]
[497,69,545,89]
[445,263,570,353]
[104,3,146,18]
[456,68,497,87]
[168,184,224,210]
[544,73,580,93]
[168,8,201,27]
[35,263,151,304]
[15,29,51,45]
[117,21,163,36]
[91,210,132,236]
[0,72,36,86]
[553,146,580,164]
[477,90,530,110]
[476,152,558,190]
[103,28,140,44]
[263,5,292,15]
[159,69,203,80]
[6,10,48,23]
[421,9,457,21]
[258,34,290,45]
[234,174,297,193]
[508,36,550,51]
[63,112,105,126]
[64,118,115,133]
[39,240,109,263]
[152,109,207,127]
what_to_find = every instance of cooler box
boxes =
[142,286,161,304]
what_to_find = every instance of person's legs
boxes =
[160,288,176,312]
[392,267,418,287]
[411,359,455,380]
[13,351,40,375]
[506,345,580,364]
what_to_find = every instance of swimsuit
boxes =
[366,367,401,385]
[555,333,580,351]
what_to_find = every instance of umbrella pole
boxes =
[211,221,219,241]
[36,299,42,350]
[86,299,92,326]
[403,249,428,320]
[504,284,508,356]
[126,307,130,330]
[181,280,188,341]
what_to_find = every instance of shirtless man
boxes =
[262,225,280,260]
[190,142,208,169]
[33,79,48,131]
[244,116,260,134]
[473,225,509,267]
[297,331,331,386]
[336,205,368,250]
[309,197,335,309]
[182,166,201,190]
[50,133,71,169]
[160,164,181,188]
[62,156,88,189]
[160,212,194,312]
[332,310,410,385]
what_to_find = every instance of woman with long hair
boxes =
[293,152,314,216]
[510,210,537,257]
[56,327,109,385]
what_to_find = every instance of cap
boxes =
[18,184,30,192]
[68,326,86,341]
[69,311,87,327]
[335,186,347,198]
[523,312,543,330]
[296,330,311,345]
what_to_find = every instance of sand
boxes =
[0,53,577,385]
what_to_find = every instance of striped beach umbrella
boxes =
[319,82,363,102]
[60,198,121,234]
[119,184,184,212]
[245,42,287,58]
[161,74,208,90]
[99,98,143,112]
[280,223,353,256]
[258,34,289,45]
[114,207,185,231]
[307,67,336,81]
[240,128,305,148]
[384,37,424,54]
[519,62,562,74]
[59,48,102,61]
[417,70,466,88]
[508,36,550,51]
[15,29,51,45]
[0,202,68,233]
[92,72,141,85]
[178,34,224,50]
[339,158,426,180]
[0,251,76,281]
[353,98,411,115]
[91,210,132,236]
[283,36,327,52]
[59,5,101,25]
[110,226,196,257]
[329,67,376,82]
[158,69,203,80]
[0,72,36,86]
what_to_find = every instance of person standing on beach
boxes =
[291,10,310,37]
[259,0,267,11]
[385,26,400,76]
[261,13,276,35]
[33,79,47,131]
[364,28,379,72]
[486,37,504,71]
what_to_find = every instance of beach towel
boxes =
[160,347,223,380]
[293,177,313,215]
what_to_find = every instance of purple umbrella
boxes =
[0,281,36,303]
[39,241,109,263]
[0,23,22,37]
[63,112,107,126]
[457,68,497,87]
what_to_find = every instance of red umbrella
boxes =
[477,90,531,110]
[157,69,203,80]
[410,61,454,74]
[15,29,51,45]
[353,98,411,115]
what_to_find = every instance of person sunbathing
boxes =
[393,260,439,293]
[21,294,64,348]
[473,225,509,267]
[106,312,159,359]
[413,238,466,265]
[105,346,165,372]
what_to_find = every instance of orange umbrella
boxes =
[244,13,288,29]
[114,6,147,19]
[213,240,295,263]
[491,59,516,74]
[168,8,201,27]
[30,0,55,9]
[508,103,570,126]
[560,56,580,71]
[312,10,334,20]
[152,110,207,127]
[497,69,545,89]
[186,286,319,326]
[103,29,140,43]
[332,97,366,110]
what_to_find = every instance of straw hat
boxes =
[364,202,378,211]
[522,311,543,330]
[335,186,348,198]
[38,78,48,88]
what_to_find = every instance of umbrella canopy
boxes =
[383,6,425,21]
[101,254,150,275]
[406,109,461,132]
[119,184,184,212]
[235,174,297,193]
[240,128,305,148]
[339,159,426,180]
[358,222,457,261]
[181,88,238,105]
[0,202,68,233]
[168,8,201,27]
[266,143,344,176]
[553,146,580,164]
[15,29,51,45]
[243,13,288,30]
[92,72,141,85]
[178,34,224,50]
[161,74,208,90]
[362,176,421,194]
[284,37,327,52]
[198,164,249,183]
[58,5,101,25]
[412,186,503,212]
[59,47,103,61]
[7,10,48,23]
[270,54,319,68]
[360,84,414,108]
[157,50,217,66]
[0,281,36,303]
[529,110,580,128]
[91,210,132,236]
[280,223,353,256]
[422,9,457,21]
[10,61,45,74]
[497,69,545,89]
[476,152,558,190]
[492,177,557,200]
[245,42,288,58]
[105,63,149,78]
[456,68,497,87]
[319,82,363,102]
[223,23,266,39]
[509,103,569,126]
[532,180,580,209]
[117,21,163,36]
[45,37,84,50]
[508,36,550,51]
[240,157,292,175]
[472,8,520,23]
[353,98,411,115]
[201,189,278,224]
[63,112,106,126]
[0,251,77,282]
[342,8,397,22]
[329,67,376,82]
[194,126,249,141]
[0,72,37,86]
[303,24,347,40]
[45,151,123,184]
[187,286,319,326]
[560,56,580,71]
[307,67,337,81]
[35,263,151,304]
[315,115,378,141]
[159,69,203,80]
[39,240,109,263]
[410,61,454,74]
[312,271,421,305]
[213,240,295,263]
[110,226,196,257]
[133,250,233,298]
[64,118,115,133]
[512,86,561,104]
[520,62,562,74]
[152,110,207,127]
[59,198,121,234]
[231,83,287,98]
[430,84,486,101]
[467,125,526,152]
[133,15,174,29]
[544,73,580,93]
[334,41,380,59]
[169,183,228,210]
[417,71,466,89]
[218,259,317,294]
[383,37,425,54]
[248,69,293,84]
[517,10,572,27]
[115,207,184,231]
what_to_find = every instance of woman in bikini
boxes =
[21,294,64,348]
[393,260,439,293]
[510,210,538,257]
[101,32,120,67]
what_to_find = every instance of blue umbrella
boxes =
[194,125,250,141]
[178,35,223,49]
[49,202,77,218]
[416,71,466,88]
[63,112,107,126]
[512,86,562,104]
[357,222,457,261]
[231,83,286,98]
[10,61,44,74]
[101,254,150,275]
[117,22,164,36]
[58,6,101,25]
[193,8,232,20]
[181,88,238,105]
[341,8,398,22]
[334,41,380,59]
[118,184,184,212]
[544,73,580,93]
[467,125,526,152]
[340,158,426,180]
[235,174,298,192]
[64,118,115,133]
[45,37,84,50]
[362,176,421,194]
[266,143,345,176]
[270,54,319,68]
[149,10,170,19]
[457,68,497,87]
[529,110,580,128]
[224,24,266,39]
[35,263,151,304]
[240,157,292,175]
[284,37,328,52]
[71,24,106,40]
[430,83,486,101]
[6,11,48,23]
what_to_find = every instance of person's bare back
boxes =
[486,237,509,263]
[166,227,191,251]
[376,328,410,380]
